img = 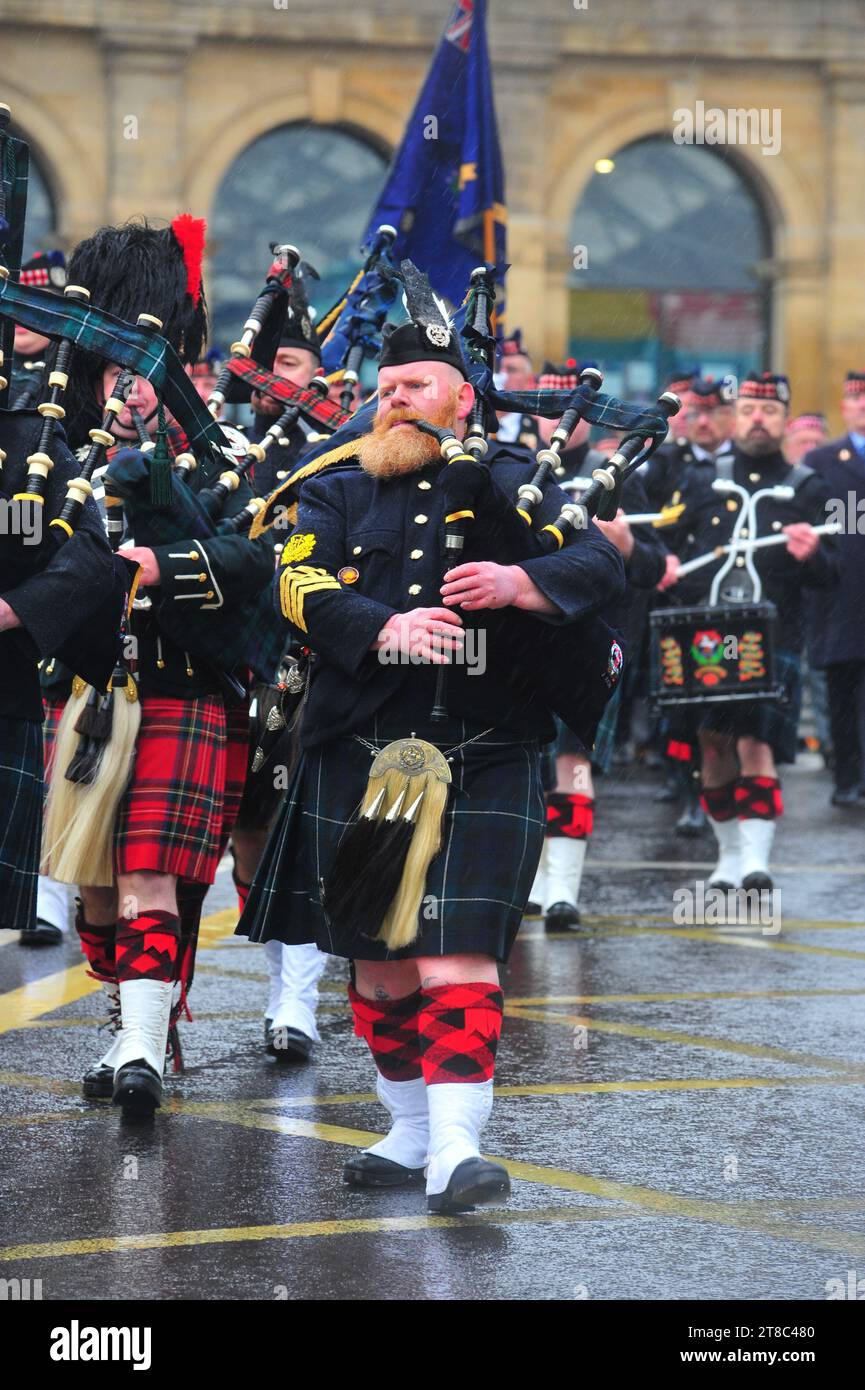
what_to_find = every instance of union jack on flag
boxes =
[446,0,474,53]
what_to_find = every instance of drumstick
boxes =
[676,521,842,578]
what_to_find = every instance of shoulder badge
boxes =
[281,532,316,565]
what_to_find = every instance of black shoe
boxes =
[742,871,773,892]
[427,1158,511,1215]
[343,1153,426,1188]
[524,899,543,916]
[83,1063,114,1100]
[545,901,581,931]
[18,919,63,947]
[266,1024,313,1063]
[831,786,861,807]
[112,1059,162,1118]
[675,798,707,838]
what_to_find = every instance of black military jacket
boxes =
[558,443,666,648]
[273,441,625,747]
[0,410,119,721]
[803,435,865,667]
[665,447,837,650]
[133,457,275,699]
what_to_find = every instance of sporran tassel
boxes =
[322,739,451,949]
[41,673,141,887]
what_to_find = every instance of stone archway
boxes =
[542,101,824,402]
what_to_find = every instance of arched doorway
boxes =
[209,123,389,349]
[567,137,771,398]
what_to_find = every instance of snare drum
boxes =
[649,601,782,707]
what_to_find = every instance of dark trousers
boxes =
[825,662,865,790]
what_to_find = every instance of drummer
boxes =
[660,373,837,894]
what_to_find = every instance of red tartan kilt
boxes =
[42,695,67,783]
[115,695,248,884]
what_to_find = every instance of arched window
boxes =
[209,123,389,349]
[568,137,771,397]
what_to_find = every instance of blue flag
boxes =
[364,0,506,311]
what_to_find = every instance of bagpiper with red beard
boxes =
[238,267,625,1214]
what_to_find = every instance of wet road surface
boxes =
[1,759,863,1301]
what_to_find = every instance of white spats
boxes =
[707,816,742,887]
[544,836,588,912]
[36,874,71,933]
[365,1075,429,1169]
[425,1080,494,1196]
[264,940,327,1041]
[93,980,123,1070]
[739,817,776,883]
[114,979,173,1077]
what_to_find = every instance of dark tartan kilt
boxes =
[42,694,67,783]
[697,648,802,765]
[238,712,545,962]
[0,717,44,930]
[115,695,248,884]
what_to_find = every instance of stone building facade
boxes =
[1,0,863,425]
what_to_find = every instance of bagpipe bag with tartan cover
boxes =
[105,446,283,684]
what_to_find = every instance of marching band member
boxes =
[648,376,737,835]
[0,410,119,935]
[44,219,273,1117]
[238,271,625,1213]
[661,373,838,890]
[803,375,865,807]
[230,262,331,1064]
[530,363,666,928]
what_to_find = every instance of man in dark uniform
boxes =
[239,288,625,1213]
[45,218,273,1117]
[804,372,865,806]
[662,373,838,889]
[527,362,666,927]
[648,376,737,832]
[230,263,332,1065]
[494,329,538,449]
[0,410,119,934]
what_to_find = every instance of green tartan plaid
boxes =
[0,277,225,456]
[106,446,285,683]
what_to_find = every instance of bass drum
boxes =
[649,601,782,708]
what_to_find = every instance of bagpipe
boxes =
[410,334,679,742]
[321,275,678,954]
[316,222,400,411]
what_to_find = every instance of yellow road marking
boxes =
[0,1204,639,1263]
[508,987,865,1005]
[0,1070,86,1098]
[506,1005,865,1076]
[9,1099,860,1263]
[0,964,101,1037]
[522,921,865,962]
